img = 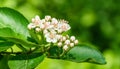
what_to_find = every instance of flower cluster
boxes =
[28,15,78,51]
[57,35,78,50]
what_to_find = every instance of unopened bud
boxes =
[27,23,35,30]
[70,43,74,47]
[62,36,66,41]
[35,28,41,32]
[57,42,62,47]
[32,18,35,23]
[65,40,70,45]
[63,45,68,51]
[70,36,75,41]
[74,40,78,44]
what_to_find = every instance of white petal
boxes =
[43,29,48,34]
[35,15,40,21]
[45,15,51,21]
[46,38,51,42]
[52,38,57,43]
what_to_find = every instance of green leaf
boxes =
[0,42,14,52]
[47,45,106,65]
[0,28,38,47]
[0,27,16,37]
[62,45,106,64]
[0,7,30,40]
[0,7,38,48]
[8,53,44,69]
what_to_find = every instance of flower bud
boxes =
[32,18,35,23]
[27,23,35,30]
[62,36,66,41]
[70,36,75,41]
[63,45,68,51]
[70,43,74,47]
[35,28,41,32]
[74,40,78,44]
[65,40,70,45]
[57,42,62,47]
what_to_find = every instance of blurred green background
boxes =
[0,0,120,69]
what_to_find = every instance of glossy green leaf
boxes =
[62,45,106,64]
[0,27,16,38]
[0,7,38,47]
[0,28,38,47]
[8,53,44,69]
[0,7,30,40]
[47,45,106,64]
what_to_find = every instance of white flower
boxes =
[45,15,51,21]
[44,22,51,29]
[51,18,58,24]
[28,23,36,29]
[61,23,71,31]
[39,23,45,29]
[56,35,62,40]
[43,29,48,34]
[57,22,71,33]
[45,31,58,43]
[32,15,40,22]
[41,19,45,23]
[31,15,41,26]
[63,45,68,50]
[28,15,78,48]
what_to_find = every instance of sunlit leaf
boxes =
[0,7,37,48]
[0,7,30,39]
